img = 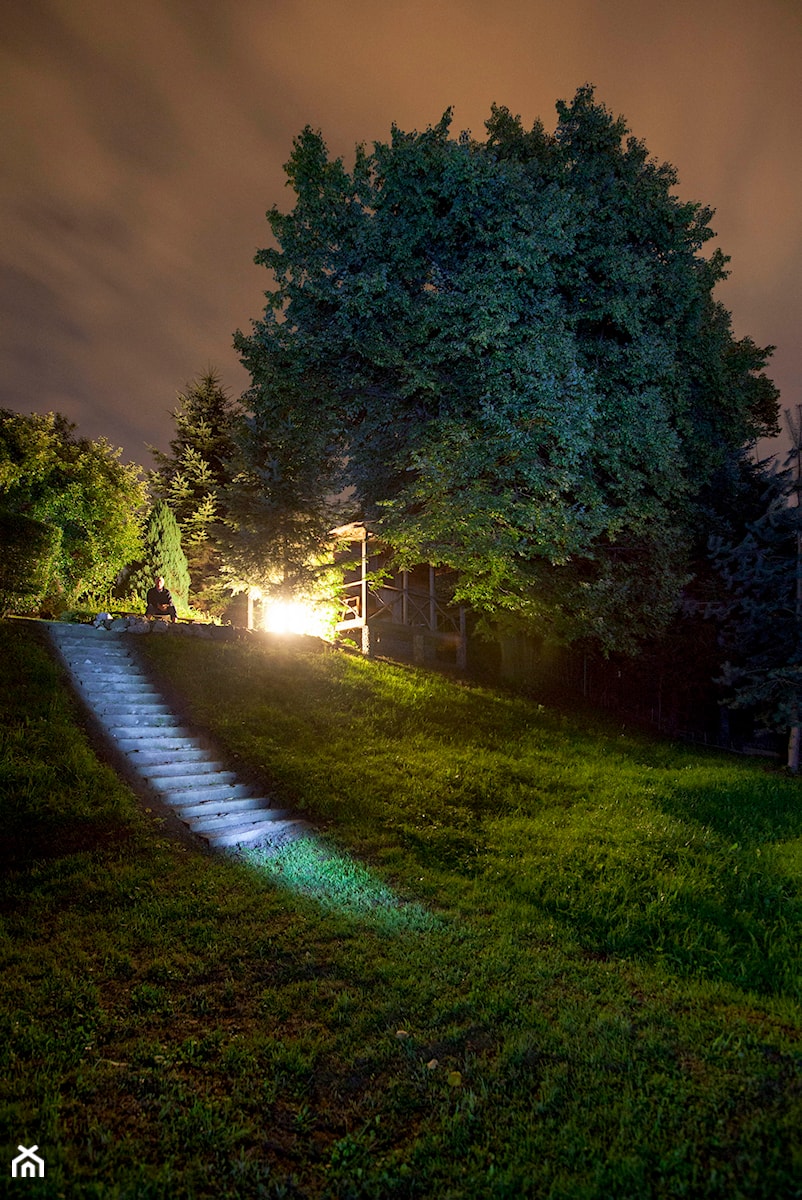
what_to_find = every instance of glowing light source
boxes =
[261,597,333,639]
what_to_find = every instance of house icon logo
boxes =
[11,1145,45,1178]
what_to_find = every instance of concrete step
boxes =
[137,759,229,780]
[206,818,310,848]
[110,724,195,741]
[163,775,247,797]
[89,702,174,717]
[187,808,294,835]
[82,695,163,710]
[71,666,141,675]
[61,652,133,662]
[165,781,254,804]
[177,795,278,819]
[78,681,156,694]
[120,747,208,767]
[71,672,149,681]
[115,734,202,753]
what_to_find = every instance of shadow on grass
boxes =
[658,772,802,847]
[502,842,802,999]
[0,816,135,869]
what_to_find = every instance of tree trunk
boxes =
[788,711,801,773]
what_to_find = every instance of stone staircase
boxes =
[47,622,309,853]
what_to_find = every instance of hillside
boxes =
[2,620,801,1198]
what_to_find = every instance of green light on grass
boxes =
[239,835,439,932]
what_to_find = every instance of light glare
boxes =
[262,598,331,639]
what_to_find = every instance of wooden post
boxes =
[361,532,368,629]
[429,565,437,631]
[457,606,467,671]
[402,569,409,626]
[789,405,802,771]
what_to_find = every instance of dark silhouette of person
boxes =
[145,576,177,622]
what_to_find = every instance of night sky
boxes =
[3,0,800,468]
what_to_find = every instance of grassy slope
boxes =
[1,621,801,1199]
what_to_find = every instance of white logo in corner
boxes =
[11,1145,45,1178]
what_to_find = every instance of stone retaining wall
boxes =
[89,614,241,639]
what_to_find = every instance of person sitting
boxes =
[145,576,177,622]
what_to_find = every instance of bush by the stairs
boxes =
[0,513,62,617]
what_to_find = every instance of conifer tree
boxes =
[710,413,802,770]
[150,371,241,613]
[127,500,191,608]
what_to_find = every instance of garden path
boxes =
[46,622,309,854]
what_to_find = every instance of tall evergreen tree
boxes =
[235,87,778,653]
[709,421,802,770]
[127,500,191,608]
[150,371,241,614]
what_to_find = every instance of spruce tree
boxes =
[709,418,802,770]
[127,500,191,609]
[150,371,241,614]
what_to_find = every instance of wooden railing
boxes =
[336,580,462,634]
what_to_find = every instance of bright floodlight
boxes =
[262,598,331,639]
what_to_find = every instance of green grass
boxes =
[2,621,801,1198]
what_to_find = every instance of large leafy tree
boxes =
[235,88,778,651]
[0,409,145,611]
[150,370,241,613]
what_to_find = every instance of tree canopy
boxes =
[235,87,779,651]
[0,409,145,611]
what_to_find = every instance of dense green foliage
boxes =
[236,88,778,652]
[3,621,801,1196]
[710,458,802,757]
[219,390,343,603]
[127,499,191,607]
[0,512,61,616]
[0,409,145,610]
[150,371,242,614]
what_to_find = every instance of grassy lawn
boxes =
[2,619,801,1198]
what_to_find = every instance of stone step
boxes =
[186,807,293,834]
[60,652,134,661]
[70,668,149,682]
[137,759,229,780]
[103,715,180,734]
[165,781,254,804]
[110,724,195,741]
[206,818,310,848]
[115,734,202,753]
[89,702,174,718]
[80,692,162,707]
[67,656,141,667]
[177,795,278,819]
[120,747,208,767]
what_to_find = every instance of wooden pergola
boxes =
[331,523,467,670]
